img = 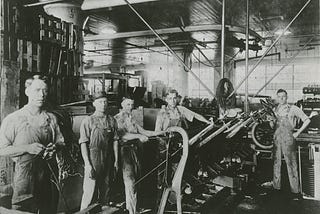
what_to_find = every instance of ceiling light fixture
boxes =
[81,0,160,10]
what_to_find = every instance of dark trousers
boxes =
[121,141,141,214]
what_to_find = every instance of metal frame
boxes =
[228,0,312,99]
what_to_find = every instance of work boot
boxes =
[291,192,302,201]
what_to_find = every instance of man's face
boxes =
[26,79,48,108]
[277,92,288,105]
[166,93,178,108]
[93,97,108,113]
[122,99,134,112]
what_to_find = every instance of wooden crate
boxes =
[39,14,65,46]
[17,39,41,72]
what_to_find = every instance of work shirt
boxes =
[0,105,64,159]
[274,104,308,129]
[114,110,140,137]
[155,105,196,131]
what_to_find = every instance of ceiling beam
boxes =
[84,24,263,42]
[81,0,160,10]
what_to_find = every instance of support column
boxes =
[220,0,226,78]
[244,0,249,113]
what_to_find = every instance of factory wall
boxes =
[146,51,189,97]
[235,47,320,103]
[146,49,223,99]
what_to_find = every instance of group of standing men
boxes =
[0,75,210,214]
[79,89,211,214]
[0,75,311,214]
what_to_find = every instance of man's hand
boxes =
[43,143,57,159]
[206,118,212,124]
[138,135,148,143]
[293,132,300,139]
[27,143,45,155]
[85,164,96,179]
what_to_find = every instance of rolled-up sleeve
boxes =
[292,106,308,122]
[0,115,15,149]
[178,106,195,122]
[155,113,164,131]
[79,117,91,144]
[112,118,120,141]
[115,115,127,138]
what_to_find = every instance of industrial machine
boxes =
[152,99,276,213]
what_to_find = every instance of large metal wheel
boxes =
[251,121,274,149]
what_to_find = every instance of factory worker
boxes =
[272,89,310,200]
[79,91,119,210]
[154,89,211,204]
[155,89,211,132]
[0,75,64,213]
[115,97,163,214]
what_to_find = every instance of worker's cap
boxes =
[93,91,108,101]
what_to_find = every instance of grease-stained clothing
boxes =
[79,113,118,209]
[273,104,308,193]
[115,110,142,214]
[155,105,197,132]
[0,106,64,213]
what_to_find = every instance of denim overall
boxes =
[273,105,299,193]
[80,115,115,209]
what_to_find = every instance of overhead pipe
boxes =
[244,0,249,113]
[227,0,312,99]
[123,0,215,97]
[233,52,280,65]
[253,36,314,97]
[220,0,226,78]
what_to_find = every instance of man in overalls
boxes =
[115,98,163,214]
[79,91,119,210]
[273,89,310,199]
[0,76,65,213]
[155,89,210,132]
[154,89,210,202]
